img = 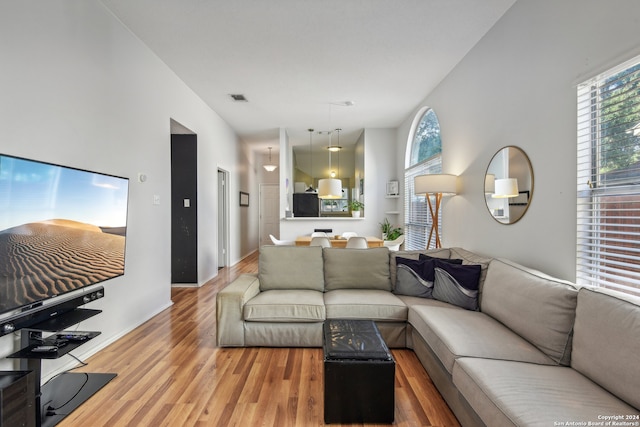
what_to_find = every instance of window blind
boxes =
[577,54,640,297]
[404,157,442,250]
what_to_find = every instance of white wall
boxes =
[396,0,640,280]
[236,142,261,257]
[0,1,253,375]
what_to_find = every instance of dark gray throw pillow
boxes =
[432,259,481,310]
[393,257,435,298]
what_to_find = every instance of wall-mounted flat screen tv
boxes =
[0,154,129,317]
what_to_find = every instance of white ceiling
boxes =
[101,0,515,151]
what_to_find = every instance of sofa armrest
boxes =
[216,273,260,346]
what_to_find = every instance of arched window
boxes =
[404,108,443,250]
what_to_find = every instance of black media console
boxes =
[2,287,116,427]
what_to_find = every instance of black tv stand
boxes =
[7,308,116,427]
[38,372,116,427]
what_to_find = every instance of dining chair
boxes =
[311,232,328,238]
[310,236,331,247]
[269,234,294,246]
[345,236,368,249]
[383,235,405,251]
[341,231,358,239]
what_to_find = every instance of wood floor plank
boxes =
[57,250,460,426]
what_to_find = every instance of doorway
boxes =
[218,169,230,269]
[171,133,198,283]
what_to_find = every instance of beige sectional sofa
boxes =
[216,245,640,427]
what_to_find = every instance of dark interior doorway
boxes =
[171,133,198,283]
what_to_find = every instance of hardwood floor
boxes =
[58,251,460,427]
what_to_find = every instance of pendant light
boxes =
[334,128,341,181]
[318,130,343,199]
[305,129,315,192]
[263,147,277,172]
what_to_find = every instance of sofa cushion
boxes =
[481,258,579,365]
[258,246,324,292]
[432,260,481,310]
[572,287,640,409]
[390,248,450,289]
[419,253,463,264]
[453,358,640,427]
[245,322,323,347]
[323,247,391,291]
[324,289,407,321]
[393,257,436,298]
[244,289,325,322]
[409,305,555,375]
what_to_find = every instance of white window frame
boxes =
[404,107,443,250]
[577,54,640,297]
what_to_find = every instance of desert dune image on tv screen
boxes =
[0,155,128,314]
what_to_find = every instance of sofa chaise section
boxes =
[452,285,640,426]
[453,358,638,427]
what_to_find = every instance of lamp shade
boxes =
[414,174,458,195]
[263,146,277,172]
[492,178,519,198]
[318,178,342,199]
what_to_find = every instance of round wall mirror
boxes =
[484,146,533,224]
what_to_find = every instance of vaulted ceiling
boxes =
[101,0,516,150]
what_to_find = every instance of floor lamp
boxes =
[414,174,458,249]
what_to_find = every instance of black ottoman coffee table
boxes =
[323,319,395,424]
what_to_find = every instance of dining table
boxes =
[295,235,384,248]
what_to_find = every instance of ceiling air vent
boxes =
[229,94,248,102]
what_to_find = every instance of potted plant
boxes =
[379,218,403,241]
[348,200,364,217]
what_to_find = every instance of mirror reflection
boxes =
[484,146,533,224]
[291,129,364,218]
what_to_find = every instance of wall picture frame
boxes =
[386,180,399,196]
[239,191,249,206]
